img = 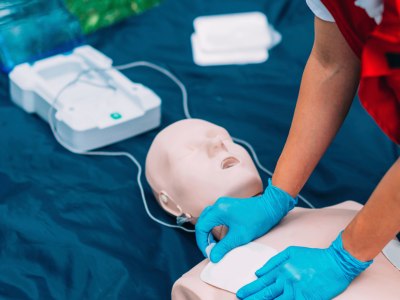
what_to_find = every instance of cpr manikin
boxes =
[172,202,400,300]
[146,119,263,238]
[146,120,400,299]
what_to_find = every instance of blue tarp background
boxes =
[0,0,399,299]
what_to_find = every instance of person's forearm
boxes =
[272,17,361,197]
[342,157,400,262]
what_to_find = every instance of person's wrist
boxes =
[341,220,377,262]
[271,174,301,199]
[328,231,373,281]
[259,179,298,226]
[268,178,298,211]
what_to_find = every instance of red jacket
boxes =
[321,0,400,145]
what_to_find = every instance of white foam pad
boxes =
[191,33,269,66]
[200,242,278,294]
[191,20,282,66]
[194,12,271,52]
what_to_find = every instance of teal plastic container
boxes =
[0,0,85,72]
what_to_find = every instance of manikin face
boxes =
[145,119,263,220]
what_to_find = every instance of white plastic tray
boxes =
[9,45,161,151]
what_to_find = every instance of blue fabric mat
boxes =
[0,0,399,299]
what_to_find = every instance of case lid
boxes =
[193,12,271,52]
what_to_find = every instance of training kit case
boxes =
[9,45,161,151]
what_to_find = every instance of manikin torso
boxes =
[145,119,400,299]
[172,202,400,300]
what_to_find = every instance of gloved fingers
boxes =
[209,230,242,263]
[242,279,284,300]
[273,283,294,300]
[197,205,213,223]
[273,292,292,300]
[255,249,291,278]
[195,207,223,257]
[208,232,216,244]
[236,268,280,299]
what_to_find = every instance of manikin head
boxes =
[145,119,263,222]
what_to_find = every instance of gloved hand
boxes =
[236,232,373,300]
[195,178,298,263]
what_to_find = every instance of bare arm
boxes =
[342,158,400,261]
[272,17,360,197]
[272,16,400,262]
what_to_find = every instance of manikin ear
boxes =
[157,191,183,217]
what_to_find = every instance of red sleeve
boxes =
[320,0,377,59]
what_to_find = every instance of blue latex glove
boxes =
[195,178,297,263]
[236,232,373,300]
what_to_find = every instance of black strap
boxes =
[386,52,400,68]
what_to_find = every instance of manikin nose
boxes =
[207,137,227,158]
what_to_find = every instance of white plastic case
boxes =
[9,45,161,151]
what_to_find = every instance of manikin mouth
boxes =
[221,157,240,170]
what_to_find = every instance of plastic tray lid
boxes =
[193,12,272,52]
